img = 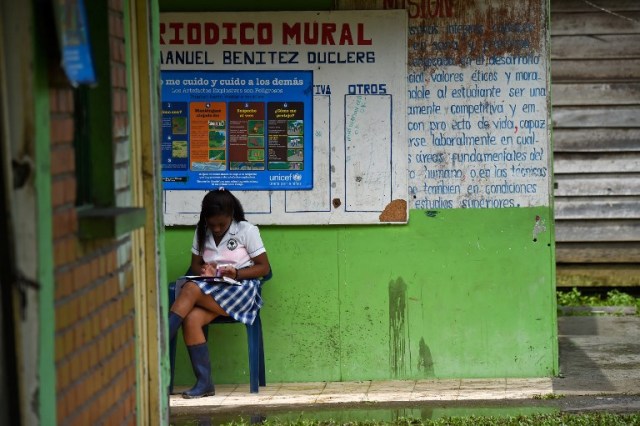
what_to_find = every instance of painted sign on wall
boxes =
[160,11,408,225]
[340,0,551,210]
[161,70,313,190]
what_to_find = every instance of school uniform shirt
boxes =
[186,220,266,325]
[192,219,266,269]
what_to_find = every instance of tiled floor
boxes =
[170,378,554,410]
[170,317,640,414]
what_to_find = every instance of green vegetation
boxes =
[532,393,564,400]
[556,288,639,316]
[215,413,640,426]
[557,288,639,309]
[172,141,188,158]
[209,131,226,147]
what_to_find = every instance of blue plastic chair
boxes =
[169,268,271,393]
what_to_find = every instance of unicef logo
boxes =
[293,173,302,182]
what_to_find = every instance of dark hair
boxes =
[196,189,246,254]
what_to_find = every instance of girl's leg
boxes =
[168,281,201,342]
[171,281,229,318]
[170,281,203,316]
[183,307,219,345]
[181,307,220,398]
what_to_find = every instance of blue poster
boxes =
[160,70,313,190]
[55,0,97,86]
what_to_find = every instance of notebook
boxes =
[182,275,242,286]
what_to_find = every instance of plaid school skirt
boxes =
[192,278,263,325]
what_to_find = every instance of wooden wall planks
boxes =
[553,129,640,151]
[551,0,640,286]
[555,153,640,173]
[551,12,640,35]
[552,83,640,105]
[555,196,640,219]
[551,34,640,59]
[554,174,640,197]
[551,0,640,13]
[552,59,640,81]
[556,242,640,263]
[553,106,640,127]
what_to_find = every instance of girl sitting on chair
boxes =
[169,188,271,398]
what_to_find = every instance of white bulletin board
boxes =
[160,11,408,225]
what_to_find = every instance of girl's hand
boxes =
[218,264,236,279]
[201,262,216,277]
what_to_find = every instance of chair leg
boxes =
[256,316,266,387]
[202,324,209,341]
[168,283,177,394]
[258,326,267,386]
[169,331,177,394]
[246,319,260,393]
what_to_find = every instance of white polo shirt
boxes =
[191,220,266,269]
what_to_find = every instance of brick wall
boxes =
[52,1,137,424]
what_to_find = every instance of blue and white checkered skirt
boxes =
[192,278,263,325]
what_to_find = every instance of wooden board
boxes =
[556,242,640,263]
[555,196,640,220]
[555,220,640,242]
[551,35,640,59]
[551,59,640,81]
[554,153,640,173]
[551,12,640,35]
[553,128,640,152]
[552,83,640,106]
[557,264,640,287]
[552,106,640,128]
[551,0,640,12]
[554,174,640,196]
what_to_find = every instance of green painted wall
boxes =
[161,0,557,388]
[168,207,557,385]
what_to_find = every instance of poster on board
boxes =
[53,0,96,86]
[160,11,408,225]
[161,70,313,190]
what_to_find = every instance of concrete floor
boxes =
[170,315,640,414]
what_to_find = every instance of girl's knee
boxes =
[177,282,199,300]
[183,311,205,329]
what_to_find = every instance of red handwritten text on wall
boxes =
[383,0,455,18]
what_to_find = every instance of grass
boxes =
[557,288,639,310]
[218,413,640,426]
[532,393,564,400]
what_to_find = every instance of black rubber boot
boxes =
[182,343,215,399]
[169,311,183,341]
[168,312,184,395]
